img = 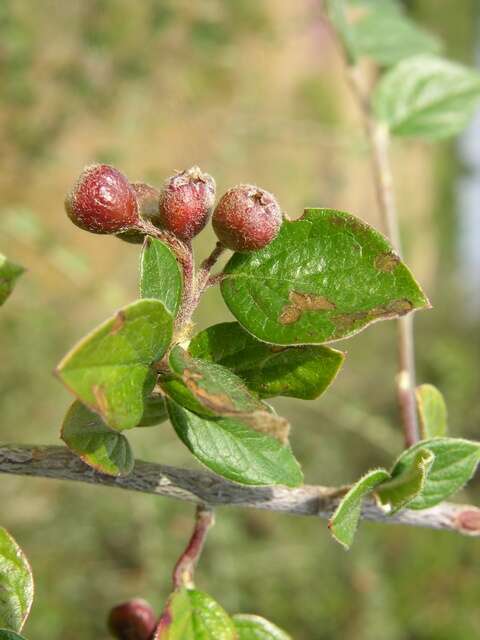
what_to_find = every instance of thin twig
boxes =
[172,505,215,589]
[195,241,227,295]
[0,445,478,536]
[324,15,420,446]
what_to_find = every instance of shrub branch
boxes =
[0,445,479,536]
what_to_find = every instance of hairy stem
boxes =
[328,24,420,447]
[172,505,215,590]
[0,445,479,536]
[194,241,227,299]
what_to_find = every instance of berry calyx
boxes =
[108,598,156,640]
[158,166,215,241]
[212,184,282,252]
[118,182,162,244]
[65,164,140,234]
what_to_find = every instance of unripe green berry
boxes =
[65,164,140,234]
[108,598,156,640]
[212,184,282,252]
[158,166,215,241]
[118,182,162,244]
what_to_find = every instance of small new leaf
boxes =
[61,401,135,477]
[0,528,34,632]
[56,299,173,430]
[189,322,344,400]
[389,438,480,509]
[140,237,183,317]
[167,400,303,487]
[377,448,434,513]
[233,614,292,640]
[154,588,236,640]
[373,55,480,140]
[416,384,447,439]
[0,255,24,306]
[221,209,428,346]
[328,468,390,549]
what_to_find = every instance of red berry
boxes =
[65,164,139,234]
[118,182,162,244]
[158,166,215,241]
[108,598,156,640]
[212,184,282,252]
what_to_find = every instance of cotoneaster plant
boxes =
[1,2,480,638]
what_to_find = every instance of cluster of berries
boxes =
[65,163,283,252]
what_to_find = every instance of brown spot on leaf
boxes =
[93,385,109,416]
[279,305,302,325]
[278,290,336,325]
[332,299,414,334]
[110,310,126,335]
[375,251,400,273]
[239,410,290,445]
[183,370,236,412]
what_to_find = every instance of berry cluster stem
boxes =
[172,505,215,590]
[323,9,420,447]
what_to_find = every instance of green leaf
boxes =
[373,54,480,140]
[61,401,135,477]
[161,346,289,441]
[189,322,345,400]
[162,345,265,416]
[137,394,168,427]
[347,0,441,67]
[221,209,428,346]
[140,237,183,317]
[56,299,173,430]
[0,631,28,640]
[416,384,448,439]
[0,255,24,306]
[328,468,390,549]
[0,528,33,632]
[167,400,303,487]
[233,614,291,640]
[389,438,480,509]
[377,448,434,513]
[155,588,236,640]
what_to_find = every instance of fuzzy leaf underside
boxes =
[328,469,390,549]
[389,438,480,510]
[221,209,428,346]
[377,448,434,513]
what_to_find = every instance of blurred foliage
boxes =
[0,0,479,638]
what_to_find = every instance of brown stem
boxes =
[325,19,420,447]
[172,505,215,590]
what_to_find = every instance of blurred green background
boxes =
[1,1,479,638]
